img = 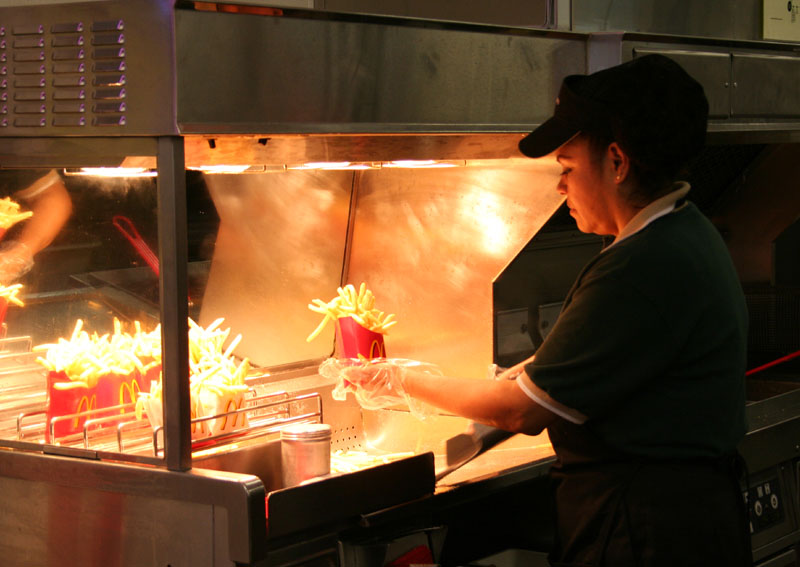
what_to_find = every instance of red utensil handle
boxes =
[112,215,160,276]
[745,348,800,376]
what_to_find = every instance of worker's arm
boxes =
[401,368,557,435]
[14,176,72,254]
[333,359,557,435]
[0,172,72,283]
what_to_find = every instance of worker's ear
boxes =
[607,142,630,184]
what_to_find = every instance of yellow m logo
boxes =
[74,394,97,428]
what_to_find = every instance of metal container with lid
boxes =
[280,423,332,488]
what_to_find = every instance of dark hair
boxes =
[579,55,709,202]
[581,129,679,206]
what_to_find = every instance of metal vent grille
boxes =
[684,144,766,214]
[0,17,126,130]
[744,284,800,360]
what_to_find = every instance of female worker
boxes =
[334,54,751,566]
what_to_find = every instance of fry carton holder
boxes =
[46,369,144,442]
[335,316,386,359]
[140,387,250,442]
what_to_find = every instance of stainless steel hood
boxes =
[173,6,584,137]
[0,0,797,162]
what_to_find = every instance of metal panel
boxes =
[199,160,563,378]
[0,449,268,565]
[0,0,176,136]
[0,475,217,567]
[588,35,800,138]
[182,133,535,165]
[174,9,586,134]
[572,0,763,42]
[346,159,564,378]
[198,170,352,367]
[157,136,192,471]
[733,54,800,118]
[633,48,731,119]
[318,0,550,28]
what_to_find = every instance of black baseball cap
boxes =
[518,54,709,168]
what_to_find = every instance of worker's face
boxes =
[555,135,618,236]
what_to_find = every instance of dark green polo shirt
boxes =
[524,201,748,460]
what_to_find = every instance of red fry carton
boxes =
[95,371,143,411]
[141,362,162,385]
[0,297,8,327]
[335,316,386,359]
[46,370,97,441]
[46,368,148,442]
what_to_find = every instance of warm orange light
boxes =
[63,167,157,178]
[382,160,461,168]
[288,162,377,171]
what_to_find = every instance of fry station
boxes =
[0,1,800,566]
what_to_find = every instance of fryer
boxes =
[0,2,798,567]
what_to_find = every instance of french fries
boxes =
[36,317,252,439]
[0,283,24,307]
[0,196,32,229]
[306,282,397,342]
[35,318,161,389]
[186,317,250,399]
[135,318,250,427]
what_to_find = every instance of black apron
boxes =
[546,419,753,567]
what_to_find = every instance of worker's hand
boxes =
[322,358,408,408]
[319,357,440,419]
[0,241,33,283]
[340,359,401,394]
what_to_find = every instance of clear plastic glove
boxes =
[319,357,441,420]
[0,241,33,283]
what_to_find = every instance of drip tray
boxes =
[265,452,435,539]
[747,376,800,402]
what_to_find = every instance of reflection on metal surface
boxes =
[199,170,352,366]
[182,134,535,167]
[199,159,562,376]
[176,9,582,134]
[572,0,763,41]
[348,159,563,377]
[358,407,553,487]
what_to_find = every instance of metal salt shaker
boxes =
[280,423,332,487]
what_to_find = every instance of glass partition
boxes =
[0,144,353,466]
[0,162,174,460]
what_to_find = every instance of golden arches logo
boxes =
[369,339,385,358]
[119,379,141,407]
[220,397,245,430]
[74,394,97,428]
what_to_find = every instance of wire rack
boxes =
[0,335,323,458]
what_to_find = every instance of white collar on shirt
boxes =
[608,181,691,249]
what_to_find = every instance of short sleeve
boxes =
[524,259,677,419]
